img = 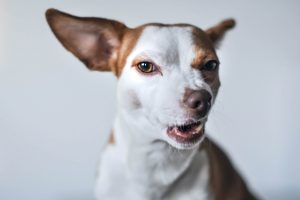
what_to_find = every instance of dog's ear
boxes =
[45,8,127,73]
[206,19,235,47]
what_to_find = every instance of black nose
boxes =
[184,89,212,117]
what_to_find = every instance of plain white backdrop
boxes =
[1,0,300,199]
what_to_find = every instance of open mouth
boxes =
[166,121,204,144]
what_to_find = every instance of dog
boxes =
[46,8,257,200]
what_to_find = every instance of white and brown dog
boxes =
[46,9,257,200]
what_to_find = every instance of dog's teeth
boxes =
[193,124,203,134]
[175,121,203,134]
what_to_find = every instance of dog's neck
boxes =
[114,108,210,199]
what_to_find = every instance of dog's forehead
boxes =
[137,25,192,49]
[123,24,216,67]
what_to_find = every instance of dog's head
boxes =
[46,9,235,150]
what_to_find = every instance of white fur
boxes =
[95,26,214,200]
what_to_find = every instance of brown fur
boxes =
[46,9,127,74]
[191,27,218,70]
[202,138,257,200]
[206,19,236,46]
[191,26,226,97]
[108,131,115,145]
[115,27,145,76]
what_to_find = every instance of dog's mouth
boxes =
[166,121,204,144]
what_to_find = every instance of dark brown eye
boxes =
[137,61,155,73]
[202,60,219,71]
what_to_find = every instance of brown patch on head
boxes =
[191,27,220,96]
[190,19,235,94]
[191,27,218,67]
[115,26,145,77]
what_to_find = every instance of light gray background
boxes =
[1,0,299,199]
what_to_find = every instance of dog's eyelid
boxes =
[132,56,152,66]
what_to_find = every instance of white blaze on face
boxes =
[117,25,213,141]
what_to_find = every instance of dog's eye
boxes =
[202,60,219,71]
[137,61,156,73]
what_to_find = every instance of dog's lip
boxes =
[166,121,204,143]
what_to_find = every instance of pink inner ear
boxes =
[73,31,99,58]
[65,28,114,69]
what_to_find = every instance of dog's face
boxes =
[46,9,235,149]
[118,25,222,149]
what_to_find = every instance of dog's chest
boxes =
[95,145,141,200]
[95,145,213,200]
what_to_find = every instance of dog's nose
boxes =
[184,89,212,118]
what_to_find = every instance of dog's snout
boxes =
[184,89,212,118]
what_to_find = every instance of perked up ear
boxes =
[206,19,236,47]
[45,8,127,73]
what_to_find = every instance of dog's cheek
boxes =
[127,90,142,110]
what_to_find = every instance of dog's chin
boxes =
[165,121,205,150]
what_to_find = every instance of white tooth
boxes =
[193,124,203,134]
